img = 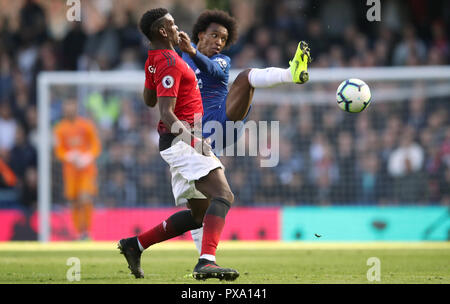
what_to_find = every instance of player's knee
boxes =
[234,69,252,90]
[226,69,254,122]
[227,192,235,205]
[218,189,234,205]
[238,68,252,81]
[229,69,252,93]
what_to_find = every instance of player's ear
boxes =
[159,27,168,38]
[198,31,205,42]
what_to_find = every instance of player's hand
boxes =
[193,137,213,156]
[178,31,196,57]
[201,138,213,157]
[75,153,93,169]
[65,151,80,164]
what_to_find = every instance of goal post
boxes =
[37,66,450,242]
[37,71,146,242]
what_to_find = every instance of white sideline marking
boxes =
[0,241,449,251]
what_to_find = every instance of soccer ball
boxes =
[336,78,371,113]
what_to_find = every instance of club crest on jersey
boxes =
[214,57,227,71]
[162,75,174,88]
[148,65,156,73]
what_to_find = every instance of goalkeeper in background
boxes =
[53,99,102,240]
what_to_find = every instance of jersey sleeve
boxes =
[144,57,156,90]
[191,52,230,81]
[154,64,183,97]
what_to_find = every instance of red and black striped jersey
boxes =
[145,49,203,134]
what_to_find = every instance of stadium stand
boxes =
[0,0,449,211]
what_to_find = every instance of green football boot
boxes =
[289,41,312,84]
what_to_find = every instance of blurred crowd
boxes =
[0,0,449,210]
[236,92,450,206]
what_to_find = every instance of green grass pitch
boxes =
[0,241,448,284]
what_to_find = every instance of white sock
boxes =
[190,227,203,254]
[248,67,292,88]
[137,238,144,252]
[199,254,216,262]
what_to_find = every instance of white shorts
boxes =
[160,141,224,205]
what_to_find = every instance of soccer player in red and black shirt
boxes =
[118,8,239,281]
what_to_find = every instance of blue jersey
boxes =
[181,45,230,113]
[182,44,238,151]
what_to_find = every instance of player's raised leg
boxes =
[226,41,311,121]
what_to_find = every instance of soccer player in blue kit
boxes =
[179,10,311,149]
[177,9,312,254]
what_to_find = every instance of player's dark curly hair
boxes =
[192,10,238,47]
[139,8,169,41]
